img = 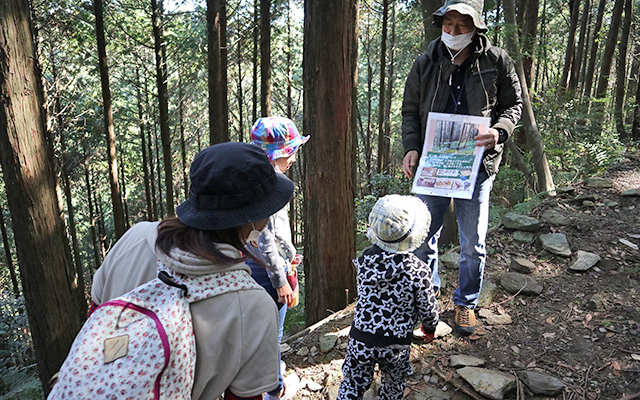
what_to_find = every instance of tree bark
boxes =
[583,0,606,97]
[303,0,358,325]
[151,0,175,216]
[614,0,632,139]
[569,0,589,92]
[260,0,272,116]
[82,146,100,272]
[560,0,581,91]
[632,74,640,139]
[208,0,229,143]
[92,0,125,239]
[178,76,189,199]
[503,0,556,195]
[252,0,259,124]
[521,0,539,88]
[0,0,86,391]
[118,147,130,229]
[595,0,624,98]
[376,0,389,174]
[136,67,152,219]
[0,202,20,297]
[421,0,444,46]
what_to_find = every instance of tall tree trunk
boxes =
[614,0,632,139]
[82,146,100,271]
[595,0,624,98]
[237,19,245,142]
[208,0,229,143]
[260,0,272,116]
[376,0,389,174]
[0,202,20,297]
[421,0,444,45]
[560,0,581,91]
[145,78,158,220]
[154,120,164,219]
[60,124,85,298]
[118,148,130,228]
[221,1,229,135]
[303,0,358,325]
[286,0,293,118]
[493,0,501,46]
[252,0,259,124]
[52,57,85,299]
[503,0,556,195]
[151,0,175,216]
[383,3,396,174]
[0,0,86,391]
[521,0,539,88]
[363,13,373,185]
[632,74,640,139]
[136,67,152,219]
[583,0,606,97]
[92,0,125,239]
[179,76,189,199]
[570,0,589,92]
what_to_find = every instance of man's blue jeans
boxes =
[415,170,495,308]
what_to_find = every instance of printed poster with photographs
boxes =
[411,112,490,199]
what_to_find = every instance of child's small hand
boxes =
[421,324,435,344]
[423,332,435,344]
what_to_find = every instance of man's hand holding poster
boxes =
[411,112,490,199]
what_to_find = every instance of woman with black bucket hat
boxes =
[83,142,295,399]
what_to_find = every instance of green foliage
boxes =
[0,367,43,400]
[0,294,41,399]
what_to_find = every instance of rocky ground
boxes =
[278,154,640,400]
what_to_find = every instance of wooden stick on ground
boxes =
[618,393,640,400]
[430,364,484,400]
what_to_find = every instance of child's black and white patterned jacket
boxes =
[350,245,439,347]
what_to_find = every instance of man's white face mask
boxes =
[441,30,475,51]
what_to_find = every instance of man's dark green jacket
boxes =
[402,34,523,176]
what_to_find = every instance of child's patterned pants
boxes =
[337,337,413,400]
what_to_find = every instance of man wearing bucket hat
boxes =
[337,195,439,400]
[89,142,295,399]
[401,0,522,336]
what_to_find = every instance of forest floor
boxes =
[280,154,640,400]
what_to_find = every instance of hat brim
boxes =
[176,173,295,230]
[433,4,488,32]
[268,135,310,161]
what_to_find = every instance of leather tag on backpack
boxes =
[104,335,129,364]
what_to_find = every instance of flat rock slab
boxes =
[478,280,498,308]
[450,354,486,368]
[320,332,339,353]
[518,370,566,396]
[457,367,516,400]
[440,251,460,270]
[502,213,541,231]
[539,233,572,257]
[500,272,543,296]
[541,209,571,226]
[621,188,640,197]
[510,257,535,274]
[513,231,536,243]
[587,177,614,188]
[569,250,601,271]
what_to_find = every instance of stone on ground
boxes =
[539,233,572,257]
[457,367,516,400]
[518,370,566,396]
[569,250,601,272]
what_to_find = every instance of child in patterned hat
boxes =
[247,116,309,400]
[337,195,439,400]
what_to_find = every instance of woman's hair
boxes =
[155,217,253,264]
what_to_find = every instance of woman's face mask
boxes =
[246,222,267,244]
[441,30,475,51]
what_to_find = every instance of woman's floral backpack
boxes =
[48,266,261,400]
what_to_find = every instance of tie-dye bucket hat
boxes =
[250,117,310,161]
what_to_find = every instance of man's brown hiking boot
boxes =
[454,305,476,336]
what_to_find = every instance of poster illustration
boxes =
[411,112,490,199]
